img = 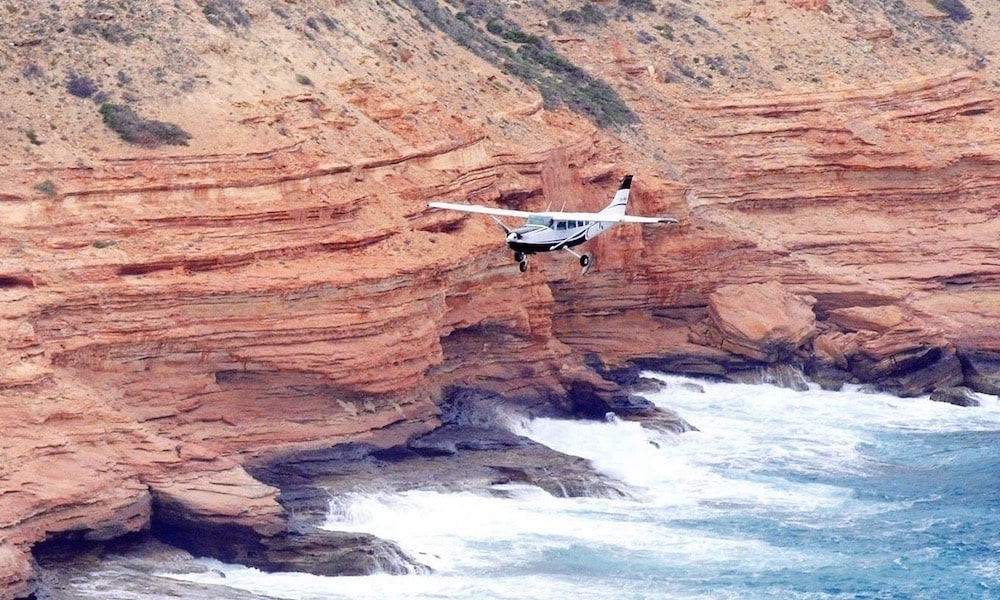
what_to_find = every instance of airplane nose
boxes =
[506,231,520,242]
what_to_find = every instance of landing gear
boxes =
[564,248,595,275]
[514,251,529,273]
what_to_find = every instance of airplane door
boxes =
[585,221,609,240]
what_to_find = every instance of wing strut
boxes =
[489,214,512,234]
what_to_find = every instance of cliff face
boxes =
[2,0,1000,596]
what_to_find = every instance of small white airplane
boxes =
[429,174,677,273]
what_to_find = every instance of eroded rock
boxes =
[32,536,279,600]
[958,348,1000,396]
[930,386,981,408]
[0,545,34,600]
[706,282,817,363]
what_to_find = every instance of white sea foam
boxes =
[321,484,807,575]
[506,391,863,520]
[166,561,696,600]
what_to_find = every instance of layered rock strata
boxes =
[3,0,1000,596]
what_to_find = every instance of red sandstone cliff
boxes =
[2,0,1000,595]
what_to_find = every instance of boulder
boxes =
[812,331,851,369]
[848,329,948,381]
[707,282,817,363]
[930,386,981,408]
[827,305,906,332]
[408,424,528,456]
[958,348,1000,395]
[149,467,428,576]
[260,529,429,576]
[729,364,812,391]
[817,306,962,395]
[567,378,658,419]
[869,350,964,397]
[804,359,853,391]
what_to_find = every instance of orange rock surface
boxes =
[2,0,1000,596]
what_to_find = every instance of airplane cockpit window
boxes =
[527,215,553,227]
[556,221,567,230]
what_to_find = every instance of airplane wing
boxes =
[429,203,678,224]
[428,201,533,219]
[615,215,679,224]
[544,211,679,224]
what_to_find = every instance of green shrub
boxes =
[406,0,636,128]
[34,180,57,197]
[203,0,251,30]
[99,103,191,147]
[654,23,674,41]
[486,18,542,46]
[619,0,657,12]
[560,4,606,26]
[67,70,99,99]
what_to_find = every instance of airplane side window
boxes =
[557,221,566,230]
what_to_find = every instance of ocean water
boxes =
[165,374,1000,599]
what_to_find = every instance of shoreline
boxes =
[27,364,994,599]
[30,386,677,598]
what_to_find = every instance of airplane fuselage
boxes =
[504,215,610,254]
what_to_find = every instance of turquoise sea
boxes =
[165,374,1000,599]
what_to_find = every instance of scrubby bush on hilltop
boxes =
[930,0,972,22]
[202,0,251,30]
[404,0,637,128]
[99,103,191,147]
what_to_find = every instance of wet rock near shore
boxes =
[247,391,649,519]
[247,385,698,530]
[151,491,427,577]
[959,348,1000,396]
[565,379,659,419]
[32,536,279,600]
[930,386,981,408]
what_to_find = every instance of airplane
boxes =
[428,174,678,274]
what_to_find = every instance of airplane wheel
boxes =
[514,251,525,262]
[518,260,528,273]
[579,253,591,268]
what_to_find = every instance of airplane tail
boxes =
[599,174,633,218]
